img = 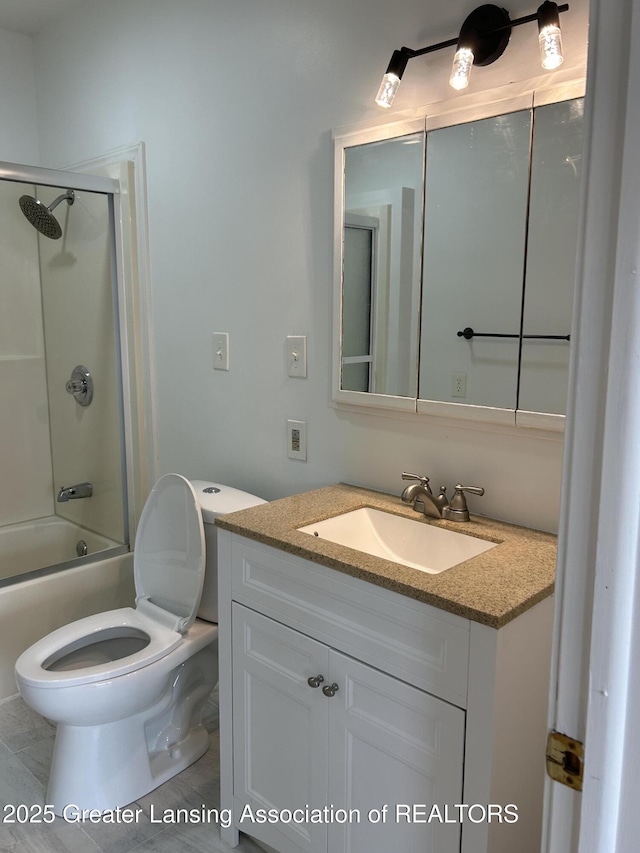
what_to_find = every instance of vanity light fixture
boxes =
[375,2,568,107]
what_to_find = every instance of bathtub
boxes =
[0,515,123,584]
[0,544,135,700]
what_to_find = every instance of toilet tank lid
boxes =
[190,480,267,523]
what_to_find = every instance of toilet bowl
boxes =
[15,474,265,814]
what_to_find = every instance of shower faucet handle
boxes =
[65,365,93,407]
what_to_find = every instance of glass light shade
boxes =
[375,73,401,108]
[539,25,564,69]
[449,47,474,91]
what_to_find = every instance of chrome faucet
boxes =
[57,482,93,502]
[401,472,484,522]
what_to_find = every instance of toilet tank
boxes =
[190,480,267,623]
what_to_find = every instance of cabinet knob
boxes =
[322,683,339,697]
[307,675,325,688]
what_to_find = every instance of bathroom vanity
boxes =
[216,484,556,853]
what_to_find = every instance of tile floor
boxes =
[0,692,263,853]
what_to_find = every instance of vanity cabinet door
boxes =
[232,603,329,853]
[327,651,465,853]
[232,602,465,853]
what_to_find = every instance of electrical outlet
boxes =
[287,419,307,461]
[452,372,467,398]
[213,332,229,371]
[287,336,307,378]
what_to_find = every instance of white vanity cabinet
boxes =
[218,531,553,853]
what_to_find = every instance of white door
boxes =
[232,604,329,853]
[543,0,640,849]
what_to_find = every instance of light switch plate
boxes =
[287,336,307,378]
[213,332,229,371]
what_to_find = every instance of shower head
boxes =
[19,189,75,240]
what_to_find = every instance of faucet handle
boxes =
[443,484,485,522]
[402,472,430,485]
[454,484,485,498]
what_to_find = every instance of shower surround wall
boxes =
[0,181,53,527]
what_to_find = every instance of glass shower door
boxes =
[0,169,129,584]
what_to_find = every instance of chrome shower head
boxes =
[19,189,75,240]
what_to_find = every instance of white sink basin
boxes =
[297,507,497,574]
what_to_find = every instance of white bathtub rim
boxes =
[0,513,125,587]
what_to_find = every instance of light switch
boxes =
[287,336,307,378]
[213,332,229,371]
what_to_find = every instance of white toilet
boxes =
[15,474,265,814]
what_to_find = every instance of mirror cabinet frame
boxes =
[332,78,586,432]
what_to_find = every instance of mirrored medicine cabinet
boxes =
[332,81,585,431]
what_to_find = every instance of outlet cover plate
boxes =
[287,419,307,460]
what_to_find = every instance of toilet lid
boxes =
[134,474,206,634]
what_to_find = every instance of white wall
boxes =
[0,27,39,164]
[28,0,589,533]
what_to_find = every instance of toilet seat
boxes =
[15,607,182,688]
[134,473,206,633]
[16,474,207,690]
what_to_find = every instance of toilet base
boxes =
[48,716,211,815]
[46,640,218,814]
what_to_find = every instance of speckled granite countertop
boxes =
[215,483,556,629]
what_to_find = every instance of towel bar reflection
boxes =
[457,326,570,341]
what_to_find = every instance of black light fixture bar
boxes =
[398,37,459,61]
[397,4,568,61]
[376,3,569,108]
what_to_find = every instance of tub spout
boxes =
[57,482,93,502]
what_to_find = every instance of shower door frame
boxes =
[0,159,136,576]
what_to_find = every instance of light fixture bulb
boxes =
[375,73,401,108]
[375,49,410,109]
[538,24,564,69]
[537,2,564,70]
[449,47,474,90]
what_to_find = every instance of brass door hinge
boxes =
[545,730,584,791]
